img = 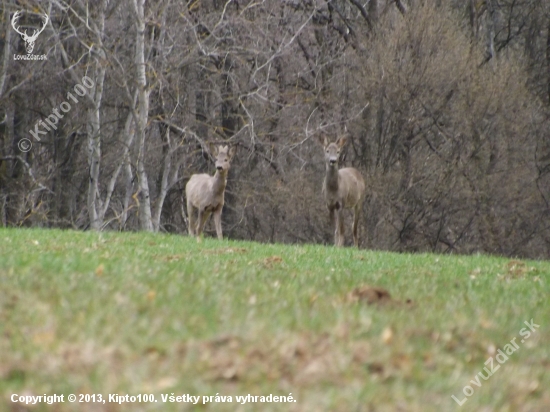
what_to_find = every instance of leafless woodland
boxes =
[1,0,550,258]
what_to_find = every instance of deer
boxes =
[185,144,236,241]
[11,11,49,54]
[319,134,366,247]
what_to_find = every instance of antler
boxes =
[11,11,48,41]
[28,13,49,41]
[11,11,27,37]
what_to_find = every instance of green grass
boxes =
[0,228,549,411]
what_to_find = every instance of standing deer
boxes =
[319,135,366,247]
[186,144,236,241]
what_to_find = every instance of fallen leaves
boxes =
[155,247,247,262]
[367,362,384,375]
[142,376,178,392]
[187,332,357,385]
[505,260,537,278]
[146,290,156,302]
[348,286,392,305]
[263,256,284,268]
[381,327,394,344]
[494,260,539,281]
[95,264,104,276]
[32,330,56,346]
[184,324,429,387]
[469,267,481,279]
[347,285,414,308]
[204,247,248,255]
[161,254,186,262]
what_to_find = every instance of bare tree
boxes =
[0,0,549,258]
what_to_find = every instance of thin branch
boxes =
[0,156,52,193]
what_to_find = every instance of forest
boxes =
[0,0,549,259]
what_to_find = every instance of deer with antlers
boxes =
[319,134,366,247]
[11,11,49,54]
[186,144,236,241]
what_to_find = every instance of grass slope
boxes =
[0,228,549,411]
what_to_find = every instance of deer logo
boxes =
[11,11,49,55]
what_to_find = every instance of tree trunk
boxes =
[486,0,496,61]
[132,0,153,231]
[87,72,104,230]
[152,126,176,231]
[547,18,550,105]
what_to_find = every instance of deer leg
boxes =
[329,207,338,246]
[337,208,345,247]
[329,207,334,242]
[196,208,211,241]
[187,201,196,236]
[213,207,223,240]
[353,205,361,248]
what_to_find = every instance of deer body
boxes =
[321,136,366,247]
[186,145,236,240]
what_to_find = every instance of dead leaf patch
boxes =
[347,285,414,308]
[367,362,384,375]
[204,247,248,255]
[159,254,186,262]
[505,260,537,278]
[381,327,393,344]
[95,264,104,276]
[348,286,392,304]
[263,256,283,268]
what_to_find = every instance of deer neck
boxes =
[325,163,340,193]
[212,169,228,195]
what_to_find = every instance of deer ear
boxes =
[228,145,236,159]
[209,143,218,157]
[336,135,348,148]
[317,134,329,148]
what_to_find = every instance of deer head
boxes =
[209,144,236,174]
[11,11,49,54]
[319,134,347,169]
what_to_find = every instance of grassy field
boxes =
[0,228,549,411]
